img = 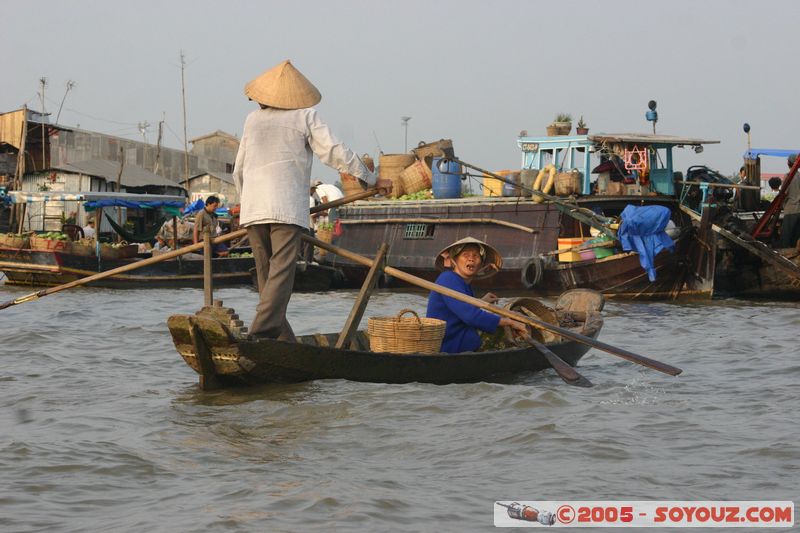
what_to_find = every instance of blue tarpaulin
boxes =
[744,148,800,160]
[617,205,675,282]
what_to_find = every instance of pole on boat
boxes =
[0,187,381,311]
[203,225,213,306]
[335,242,389,349]
[446,157,617,237]
[302,234,682,377]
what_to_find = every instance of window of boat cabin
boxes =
[404,223,435,239]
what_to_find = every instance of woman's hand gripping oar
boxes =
[303,235,683,377]
[0,187,381,311]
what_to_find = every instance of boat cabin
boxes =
[516,132,719,196]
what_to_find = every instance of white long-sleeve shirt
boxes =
[232,107,376,228]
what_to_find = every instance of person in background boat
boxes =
[232,59,392,341]
[769,177,782,192]
[193,195,220,244]
[737,166,748,185]
[426,237,527,353]
[193,195,229,257]
[152,235,171,253]
[82,218,96,240]
[779,154,800,248]
[310,179,344,229]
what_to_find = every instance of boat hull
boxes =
[325,196,712,300]
[0,248,253,288]
[167,304,603,386]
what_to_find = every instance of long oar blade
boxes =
[523,334,593,387]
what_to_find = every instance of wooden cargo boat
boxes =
[167,291,604,387]
[0,246,255,288]
[676,150,800,300]
[323,133,717,300]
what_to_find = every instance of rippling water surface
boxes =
[0,282,797,532]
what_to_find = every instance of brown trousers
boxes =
[247,223,301,340]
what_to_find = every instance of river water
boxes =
[0,282,797,532]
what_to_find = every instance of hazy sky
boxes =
[3,0,798,182]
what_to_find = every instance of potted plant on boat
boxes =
[576,116,589,135]
[552,113,572,135]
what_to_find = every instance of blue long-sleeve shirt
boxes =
[426,270,501,353]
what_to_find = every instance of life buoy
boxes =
[521,255,544,289]
[532,165,556,203]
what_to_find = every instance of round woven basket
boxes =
[554,170,582,196]
[503,297,560,344]
[30,235,71,253]
[0,233,30,249]
[398,158,433,194]
[368,308,445,354]
[339,172,364,197]
[314,227,333,257]
[379,154,416,199]
[412,139,453,160]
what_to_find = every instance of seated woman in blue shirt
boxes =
[426,237,527,353]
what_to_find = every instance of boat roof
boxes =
[744,148,800,159]
[588,133,719,146]
[8,191,186,204]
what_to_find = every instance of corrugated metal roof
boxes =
[189,171,235,185]
[588,133,720,145]
[55,160,183,189]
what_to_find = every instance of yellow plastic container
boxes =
[483,170,513,197]
[557,237,587,262]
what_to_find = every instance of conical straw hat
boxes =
[434,236,503,280]
[244,60,321,110]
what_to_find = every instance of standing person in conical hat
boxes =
[233,60,393,341]
[426,237,527,353]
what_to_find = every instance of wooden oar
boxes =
[302,235,683,377]
[522,334,593,387]
[516,306,593,387]
[0,187,379,310]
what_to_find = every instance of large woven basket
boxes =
[379,153,416,199]
[339,172,365,197]
[0,233,30,249]
[30,235,71,253]
[554,170,582,196]
[503,297,560,344]
[315,227,333,257]
[399,158,433,194]
[368,308,445,354]
[412,139,454,160]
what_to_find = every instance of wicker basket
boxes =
[554,170,583,196]
[315,227,333,257]
[70,239,96,256]
[368,308,446,354]
[503,297,560,344]
[0,233,30,249]
[399,158,433,194]
[379,153,416,199]
[412,139,454,160]
[30,235,71,253]
[340,172,365,197]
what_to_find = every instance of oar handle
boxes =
[301,234,682,377]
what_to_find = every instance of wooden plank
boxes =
[340,217,539,234]
[335,242,389,349]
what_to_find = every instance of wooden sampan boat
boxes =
[167,290,604,387]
